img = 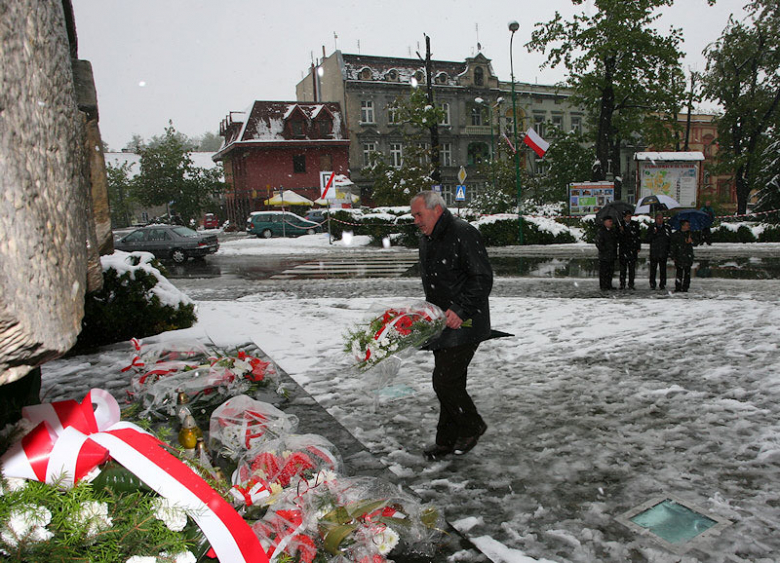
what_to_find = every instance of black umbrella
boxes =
[595,201,635,224]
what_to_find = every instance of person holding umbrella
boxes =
[645,213,672,290]
[595,216,618,290]
[617,211,641,290]
[670,219,696,292]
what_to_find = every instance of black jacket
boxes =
[595,225,618,262]
[645,222,672,260]
[670,229,695,267]
[418,208,493,350]
[618,220,641,261]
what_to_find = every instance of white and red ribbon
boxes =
[1,389,269,563]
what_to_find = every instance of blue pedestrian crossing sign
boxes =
[455,185,466,202]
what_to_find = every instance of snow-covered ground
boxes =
[41,236,780,563]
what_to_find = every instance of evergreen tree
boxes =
[701,0,780,214]
[526,0,696,184]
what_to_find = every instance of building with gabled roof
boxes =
[297,49,584,205]
[213,101,349,226]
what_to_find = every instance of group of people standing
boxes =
[596,211,697,292]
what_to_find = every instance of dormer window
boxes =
[290,120,305,138]
[435,72,448,84]
[316,119,332,137]
[474,67,484,86]
[359,67,372,80]
[414,70,425,84]
[385,69,398,81]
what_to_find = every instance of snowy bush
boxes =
[712,223,757,243]
[474,214,577,246]
[74,251,196,352]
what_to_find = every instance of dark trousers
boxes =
[619,258,637,289]
[649,257,668,289]
[598,259,615,290]
[0,368,41,428]
[432,342,483,447]
[675,265,691,291]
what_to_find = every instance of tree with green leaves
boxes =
[526,0,696,186]
[106,160,137,228]
[364,88,445,206]
[701,0,780,215]
[133,122,225,224]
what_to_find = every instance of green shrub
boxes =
[73,257,196,352]
[712,224,757,243]
[758,225,780,242]
[476,218,576,246]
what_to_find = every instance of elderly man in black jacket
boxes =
[410,191,493,461]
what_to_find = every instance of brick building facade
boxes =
[213,101,349,226]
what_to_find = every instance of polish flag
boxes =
[523,128,550,158]
[502,131,516,154]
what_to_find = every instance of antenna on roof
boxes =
[357,39,361,54]
[476,23,480,49]
[333,32,338,51]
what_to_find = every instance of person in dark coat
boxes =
[411,191,493,460]
[699,199,716,245]
[617,211,641,289]
[670,219,696,292]
[595,217,618,290]
[645,212,672,289]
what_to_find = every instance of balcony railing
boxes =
[464,125,493,136]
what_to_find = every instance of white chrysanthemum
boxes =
[74,500,112,538]
[126,557,156,563]
[1,505,54,547]
[151,497,188,532]
[351,339,363,360]
[161,550,197,563]
[0,477,28,495]
[375,526,400,555]
[232,358,252,375]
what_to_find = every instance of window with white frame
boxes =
[471,106,484,126]
[571,116,582,134]
[362,142,377,167]
[440,143,452,167]
[387,103,400,125]
[360,100,375,123]
[534,115,546,138]
[439,102,450,126]
[551,114,563,131]
[389,143,403,168]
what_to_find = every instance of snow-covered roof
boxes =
[634,152,705,161]
[216,101,346,154]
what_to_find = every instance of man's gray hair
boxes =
[411,191,447,210]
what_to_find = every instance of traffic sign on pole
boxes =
[455,185,466,201]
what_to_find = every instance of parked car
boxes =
[114,225,219,263]
[305,209,328,224]
[246,211,321,238]
[203,213,219,229]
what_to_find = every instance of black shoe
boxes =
[423,443,454,461]
[453,422,487,456]
[650,285,656,290]
[659,285,665,290]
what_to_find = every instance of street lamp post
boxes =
[509,20,523,245]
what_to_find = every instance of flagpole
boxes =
[509,20,523,245]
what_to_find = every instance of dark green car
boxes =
[246,211,322,238]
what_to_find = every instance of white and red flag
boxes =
[522,128,550,158]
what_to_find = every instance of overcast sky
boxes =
[71,0,749,151]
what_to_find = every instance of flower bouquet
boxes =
[208,395,299,461]
[131,349,278,422]
[344,301,446,372]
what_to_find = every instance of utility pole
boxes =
[423,34,441,184]
[684,71,698,152]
